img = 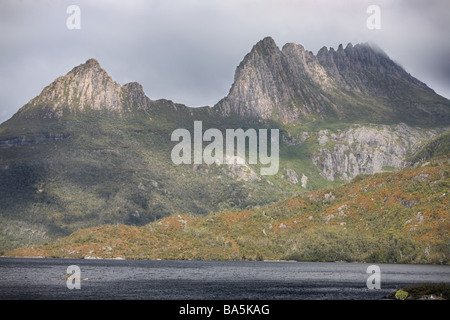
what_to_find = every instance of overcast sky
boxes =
[1,0,449,124]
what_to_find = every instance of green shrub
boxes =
[395,289,408,300]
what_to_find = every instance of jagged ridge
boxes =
[215,37,450,125]
[8,38,450,126]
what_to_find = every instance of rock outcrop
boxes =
[311,124,443,181]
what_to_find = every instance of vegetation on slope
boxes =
[0,110,317,253]
[7,156,449,264]
[407,130,450,165]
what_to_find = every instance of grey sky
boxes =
[1,0,449,124]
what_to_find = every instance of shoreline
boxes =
[1,255,449,266]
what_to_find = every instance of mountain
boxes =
[8,155,449,264]
[1,37,449,254]
[0,58,296,253]
[215,37,450,125]
[5,58,207,124]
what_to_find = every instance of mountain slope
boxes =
[0,59,300,253]
[407,130,450,166]
[8,155,449,264]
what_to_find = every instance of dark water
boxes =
[0,257,448,300]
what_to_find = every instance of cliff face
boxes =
[310,124,444,181]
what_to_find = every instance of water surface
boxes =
[0,257,448,300]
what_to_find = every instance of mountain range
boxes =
[217,37,449,125]
[1,37,449,256]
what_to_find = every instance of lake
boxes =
[0,257,449,300]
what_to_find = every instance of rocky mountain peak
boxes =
[17,59,151,118]
[236,36,282,75]
[84,58,101,67]
[122,81,151,109]
[253,36,279,53]
[281,42,307,56]
[123,81,144,94]
[67,58,107,81]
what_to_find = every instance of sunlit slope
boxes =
[8,156,449,264]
